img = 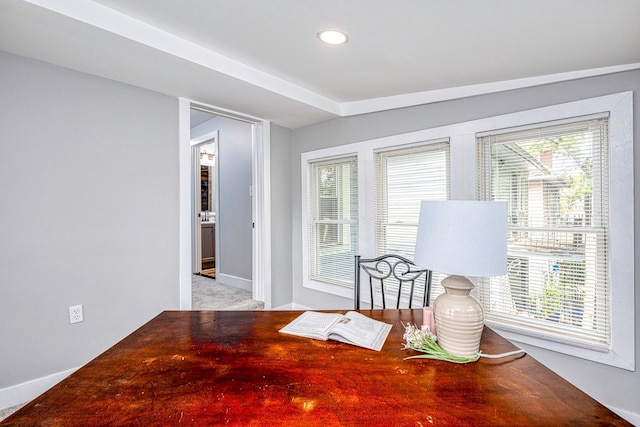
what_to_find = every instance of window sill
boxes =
[488,322,635,371]
[304,278,353,300]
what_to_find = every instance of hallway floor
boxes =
[192,274,264,310]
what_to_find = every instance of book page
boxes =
[279,311,343,340]
[328,311,392,351]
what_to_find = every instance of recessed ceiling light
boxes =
[317,30,348,45]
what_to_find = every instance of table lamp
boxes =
[414,200,507,358]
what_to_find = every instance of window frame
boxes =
[477,115,613,351]
[301,135,453,300]
[466,92,634,370]
[300,92,633,369]
[312,159,356,255]
[307,156,359,287]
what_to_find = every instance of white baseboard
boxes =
[216,273,252,292]
[271,303,313,310]
[608,405,639,426]
[0,367,78,410]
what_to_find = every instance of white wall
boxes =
[285,70,640,421]
[0,52,180,401]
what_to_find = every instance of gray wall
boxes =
[0,52,180,389]
[191,116,253,283]
[269,124,294,307]
[285,70,640,417]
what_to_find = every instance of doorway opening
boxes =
[178,99,271,310]
[191,133,218,278]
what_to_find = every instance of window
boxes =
[307,156,358,288]
[477,116,611,349]
[373,143,450,305]
[300,92,633,368]
[374,142,450,258]
[302,137,450,300]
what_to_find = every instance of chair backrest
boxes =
[354,254,432,310]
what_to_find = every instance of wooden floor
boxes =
[200,268,216,278]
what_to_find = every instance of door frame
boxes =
[178,98,272,309]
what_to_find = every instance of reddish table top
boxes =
[2,310,630,426]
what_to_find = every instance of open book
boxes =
[279,311,392,351]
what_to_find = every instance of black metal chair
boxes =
[354,254,432,310]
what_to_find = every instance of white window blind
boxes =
[374,141,450,304]
[477,116,610,349]
[308,156,358,287]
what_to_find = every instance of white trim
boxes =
[0,367,78,410]
[213,134,221,282]
[304,279,354,300]
[470,93,634,369]
[456,92,635,370]
[179,99,272,310]
[339,63,640,117]
[178,98,193,310]
[252,122,272,308]
[475,112,610,138]
[190,102,264,126]
[608,406,640,426]
[19,1,640,123]
[300,149,359,298]
[22,0,340,115]
[190,130,219,145]
[272,303,314,311]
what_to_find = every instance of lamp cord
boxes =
[477,349,526,359]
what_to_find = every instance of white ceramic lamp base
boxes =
[433,275,484,358]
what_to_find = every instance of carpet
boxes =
[192,274,264,310]
[0,402,26,421]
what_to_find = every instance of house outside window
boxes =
[477,117,611,350]
[374,142,450,258]
[308,157,358,287]
[374,143,450,305]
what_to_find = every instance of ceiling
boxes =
[1,0,639,129]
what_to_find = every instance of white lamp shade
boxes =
[414,200,507,277]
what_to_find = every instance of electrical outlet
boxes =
[69,305,84,324]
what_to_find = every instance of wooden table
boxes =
[2,310,630,426]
